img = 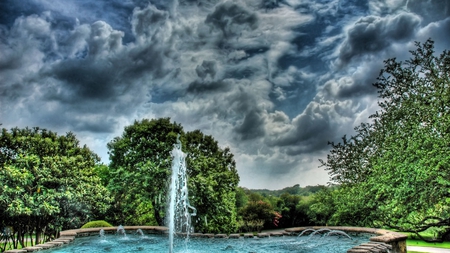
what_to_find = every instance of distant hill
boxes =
[246,184,325,197]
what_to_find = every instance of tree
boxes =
[320,39,450,241]
[276,193,310,228]
[107,118,240,233]
[184,130,240,233]
[238,200,277,232]
[107,118,182,226]
[0,127,110,250]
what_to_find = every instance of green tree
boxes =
[0,127,110,250]
[238,200,276,232]
[185,130,239,233]
[320,39,450,241]
[235,187,249,210]
[107,118,182,226]
[276,193,309,228]
[107,118,240,233]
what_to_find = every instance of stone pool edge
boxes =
[286,226,408,253]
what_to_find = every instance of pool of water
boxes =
[45,233,372,253]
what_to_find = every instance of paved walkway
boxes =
[408,246,450,253]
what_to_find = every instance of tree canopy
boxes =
[0,127,110,250]
[319,39,450,241]
[106,118,240,233]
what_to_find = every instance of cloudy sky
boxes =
[1,0,449,189]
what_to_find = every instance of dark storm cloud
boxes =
[29,104,118,133]
[131,4,169,38]
[261,0,281,10]
[69,115,118,133]
[49,60,120,101]
[205,1,258,38]
[187,80,230,94]
[338,13,421,65]
[235,109,266,141]
[323,65,381,99]
[416,18,450,52]
[407,0,450,24]
[0,0,46,26]
[265,102,335,153]
[195,60,217,79]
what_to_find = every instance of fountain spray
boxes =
[168,135,197,253]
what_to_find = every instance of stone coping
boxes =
[285,226,407,253]
[4,226,407,253]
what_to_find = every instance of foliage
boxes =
[81,220,113,228]
[0,127,111,250]
[320,39,450,241]
[185,130,240,234]
[106,118,240,233]
[232,185,330,230]
[308,186,337,225]
[238,200,276,232]
[107,118,182,226]
[250,184,323,197]
[235,187,249,209]
[276,193,312,227]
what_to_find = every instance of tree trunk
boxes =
[153,200,164,226]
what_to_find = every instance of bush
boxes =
[81,220,113,228]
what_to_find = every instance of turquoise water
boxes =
[45,233,372,253]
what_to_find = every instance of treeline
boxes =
[235,184,330,232]
[250,184,324,197]
[0,118,330,252]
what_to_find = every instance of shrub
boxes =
[81,220,113,228]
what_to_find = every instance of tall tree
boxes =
[107,118,240,233]
[320,39,450,241]
[185,130,239,233]
[0,127,110,250]
[107,118,182,226]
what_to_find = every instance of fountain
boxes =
[310,228,333,237]
[116,225,126,237]
[297,228,353,242]
[136,228,145,237]
[326,230,353,239]
[99,229,105,238]
[167,135,197,253]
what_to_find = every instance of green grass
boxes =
[1,241,32,251]
[406,239,450,249]
[393,231,450,250]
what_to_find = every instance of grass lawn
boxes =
[407,239,450,249]
[394,231,450,252]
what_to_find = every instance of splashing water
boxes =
[298,228,352,242]
[99,229,105,238]
[167,135,197,253]
[326,230,352,239]
[117,225,126,237]
[136,229,145,237]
